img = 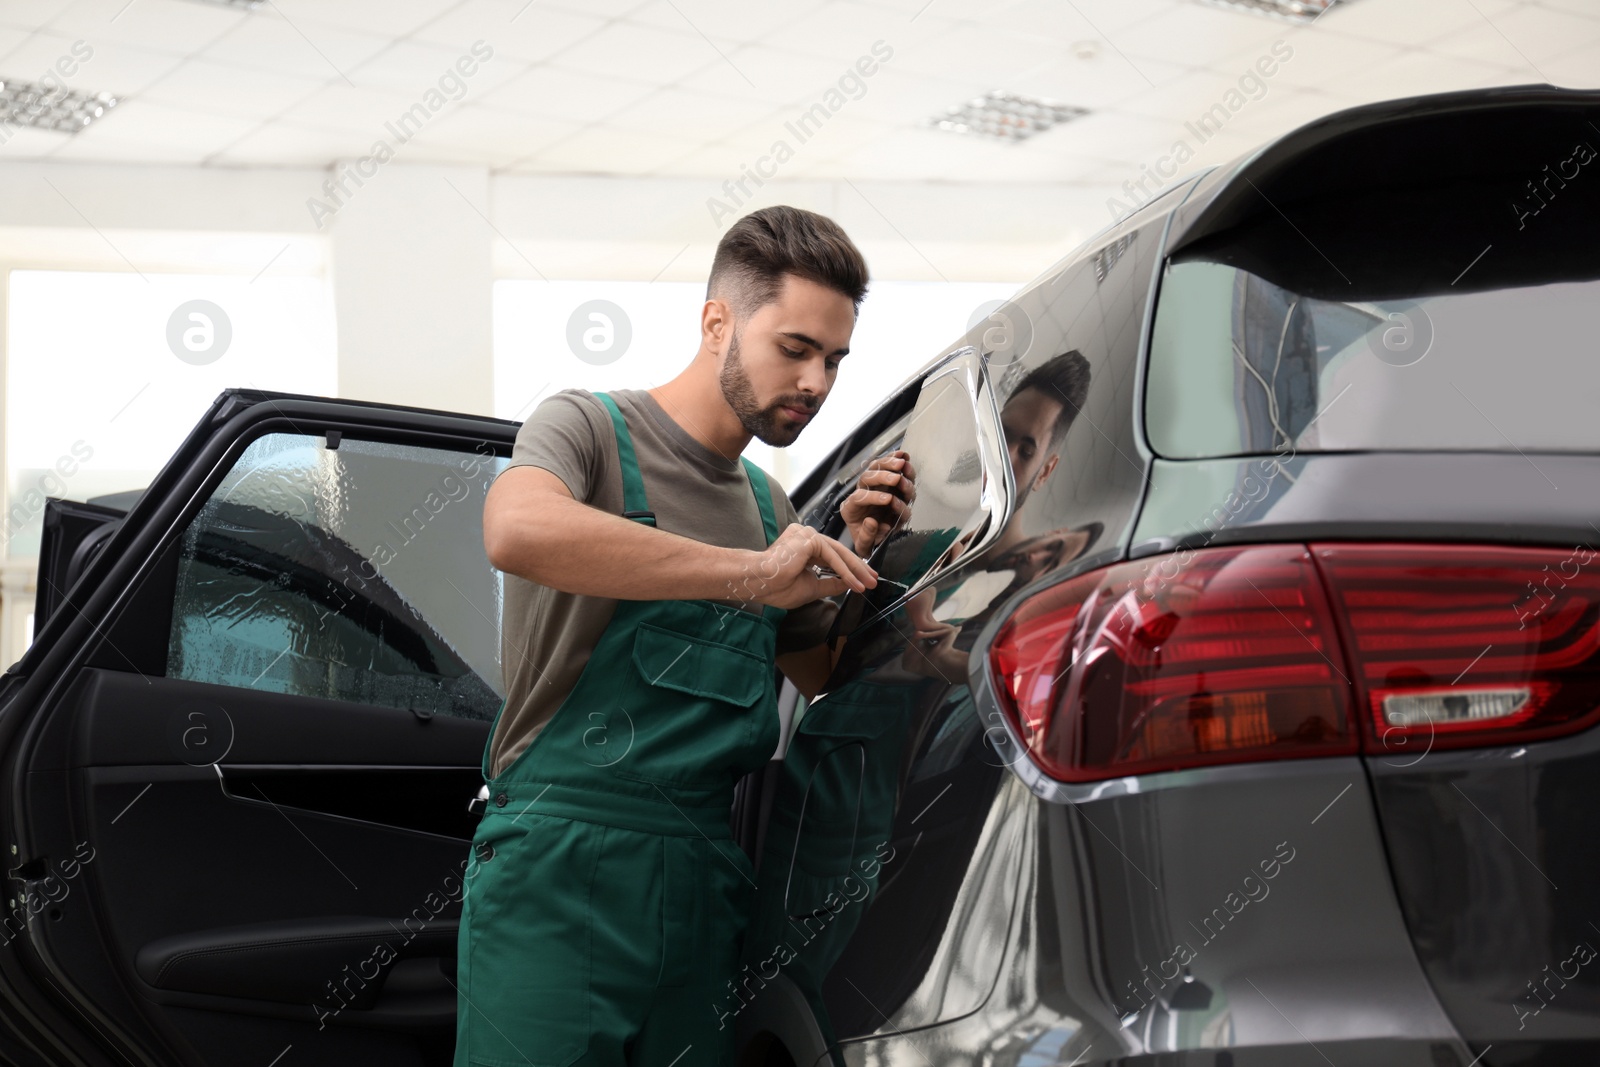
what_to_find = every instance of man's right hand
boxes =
[733,523,878,609]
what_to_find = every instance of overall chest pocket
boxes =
[616,621,776,789]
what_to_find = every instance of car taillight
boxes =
[1315,543,1600,750]
[987,545,1356,782]
[986,542,1600,784]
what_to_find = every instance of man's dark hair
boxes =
[1011,350,1092,450]
[708,206,869,317]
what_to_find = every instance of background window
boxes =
[4,269,336,559]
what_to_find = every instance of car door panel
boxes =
[1,392,515,1067]
[34,499,127,631]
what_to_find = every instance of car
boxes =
[3,82,1597,1067]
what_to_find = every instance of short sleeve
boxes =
[769,475,842,652]
[502,391,606,503]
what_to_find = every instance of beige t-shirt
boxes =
[486,387,837,779]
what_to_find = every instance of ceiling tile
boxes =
[547,21,718,84]
[1038,109,1182,161]
[2,32,183,95]
[996,0,1179,42]
[271,0,465,38]
[1115,3,1286,67]
[1426,20,1545,69]
[412,0,604,63]
[720,111,891,159]
[1003,54,1192,110]
[1204,30,1400,90]
[889,24,1078,82]
[209,119,375,165]
[47,0,242,56]
[140,57,325,118]
[752,1,950,58]
[1535,0,1600,17]
[413,1,606,64]
[679,43,878,104]
[0,0,77,33]
[1116,66,1273,121]
[0,25,33,58]
[1475,2,1600,64]
[279,84,445,135]
[1314,0,1487,48]
[1322,49,1524,103]
[480,64,659,123]
[938,145,1122,183]
[810,67,992,128]
[415,102,581,159]
[1540,38,1600,87]
[602,86,777,141]
[347,39,526,95]
[199,12,393,83]
[822,125,977,180]
[523,123,692,171]
[539,0,651,17]
[627,0,819,44]
[50,98,259,161]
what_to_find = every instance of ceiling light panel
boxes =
[1193,0,1339,23]
[0,79,119,133]
[931,90,1089,142]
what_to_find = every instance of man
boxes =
[453,206,912,1067]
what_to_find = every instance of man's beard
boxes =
[718,332,818,447]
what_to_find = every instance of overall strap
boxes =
[739,458,781,546]
[595,392,654,525]
[739,458,787,623]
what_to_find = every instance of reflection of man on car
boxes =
[904,350,1095,682]
[743,351,1094,1059]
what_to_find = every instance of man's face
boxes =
[1000,387,1063,503]
[716,274,855,447]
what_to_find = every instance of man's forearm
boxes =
[487,487,756,601]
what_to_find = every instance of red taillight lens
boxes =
[1315,544,1600,750]
[987,542,1600,783]
[988,545,1357,782]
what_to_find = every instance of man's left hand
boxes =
[842,450,916,555]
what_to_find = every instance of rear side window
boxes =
[166,433,507,720]
[1146,262,1600,457]
[1145,103,1600,459]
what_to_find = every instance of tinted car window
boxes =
[1146,262,1600,457]
[873,371,985,588]
[167,432,507,720]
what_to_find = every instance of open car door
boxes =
[0,389,516,1067]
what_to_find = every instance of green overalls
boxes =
[453,392,786,1067]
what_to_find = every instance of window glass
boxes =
[873,372,984,587]
[1147,261,1600,458]
[167,433,506,720]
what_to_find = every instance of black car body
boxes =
[1,84,1597,1067]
